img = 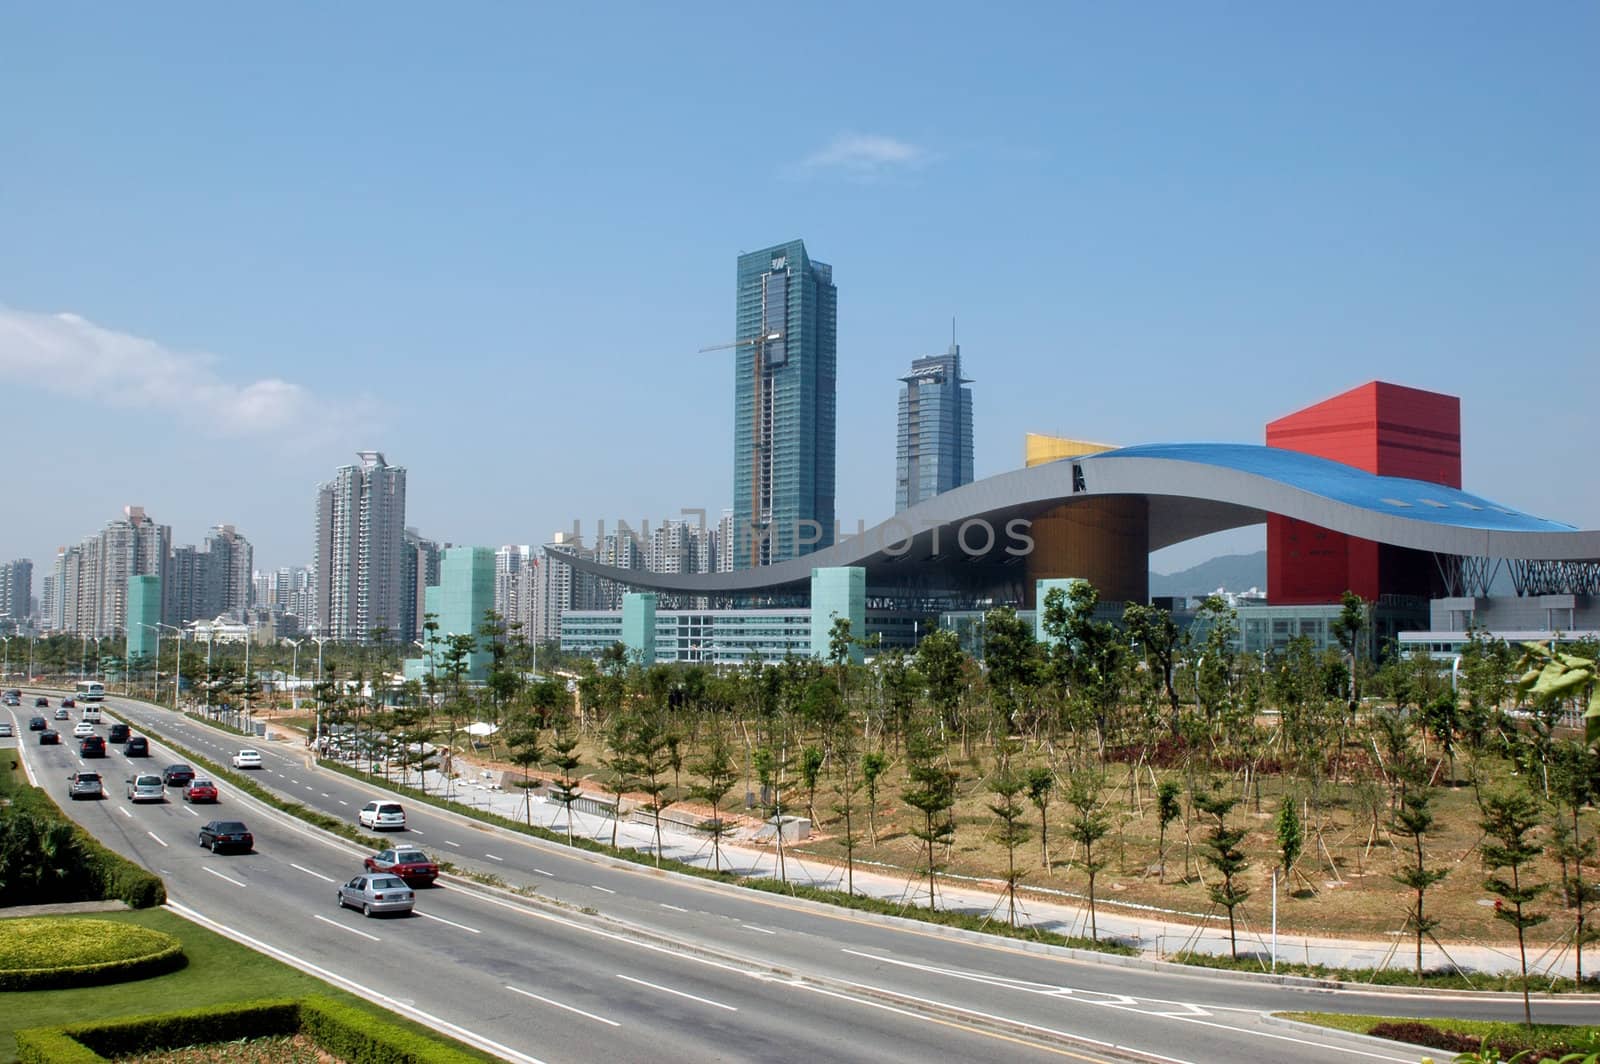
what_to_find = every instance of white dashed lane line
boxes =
[312,913,380,942]
[659,903,687,913]
[742,924,776,935]
[118,806,133,819]
[505,985,620,1027]
[291,863,336,883]
[590,884,615,894]
[415,911,481,935]
[443,840,461,848]
[533,869,554,877]
[484,853,504,862]
[202,867,246,888]
[145,831,168,847]
[616,974,736,1012]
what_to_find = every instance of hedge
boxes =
[15,996,486,1064]
[0,918,185,991]
[0,778,166,909]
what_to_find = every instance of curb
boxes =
[1261,1013,1436,1060]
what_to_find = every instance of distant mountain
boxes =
[1149,551,1267,599]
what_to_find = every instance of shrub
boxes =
[1367,1021,1477,1053]
[0,783,166,908]
[0,918,185,991]
[299,996,486,1064]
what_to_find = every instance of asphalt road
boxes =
[10,693,1593,1063]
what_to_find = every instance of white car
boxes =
[231,749,263,769]
[358,801,406,831]
[73,721,95,738]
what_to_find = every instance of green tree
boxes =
[1389,757,1448,980]
[1275,796,1303,880]
[832,729,864,895]
[691,729,740,873]
[1480,789,1550,1026]
[1547,742,1600,982]
[901,729,957,908]
[753,744,791,883]
[860,751,889,845]
[982,606,1038,733]
[547,731,583,846]
[799,744,825,826]
[601,715,641,850]
[1192,784,1250,958]
[504,711,544,825]
[1065,771,1111,939]
[1155,778,1182,883]
[1026,766,1056,874]
[631,714,672,867]
[987,742,1031,927]
[1123,603,1182,735]
[915,629,966,733]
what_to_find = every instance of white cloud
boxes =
[801,132,931,176]
[0,304,363,438]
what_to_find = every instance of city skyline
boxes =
[1,5,1596,577]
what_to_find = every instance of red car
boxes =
[183,778,219,803]
[363,847,439,886]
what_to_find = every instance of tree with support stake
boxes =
[1192,783,1250,958]
[1480,788,1549,1028]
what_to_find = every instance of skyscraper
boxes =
[401,529,442,644]
[896,342,974,511]
[733,239,837,568]
[313,451,407,641]
[0,558,32,625]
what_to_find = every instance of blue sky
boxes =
[2,2,1596,577]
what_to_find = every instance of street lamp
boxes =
[155,623,182,709]
[312,634,331,753]
[285,638,304,714]
[140,624,161,699]
[0,635,12,682]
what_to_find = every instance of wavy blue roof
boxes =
[1092,443,1575,534]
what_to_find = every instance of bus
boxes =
[74,680,105,702]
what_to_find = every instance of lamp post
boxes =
[140,624,161,700]
[81,634,88,681]
[312,634,331,753]
[243,625,252,733]
[285,638,304,715]
[28,635,36,683]
[1,635,11,682]
[156,623,182,709]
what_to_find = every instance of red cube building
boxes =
[1266,381,1461,604]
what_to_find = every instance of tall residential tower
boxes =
[895,342,973,511]
[733,239,837,568]
[313,451,407,641]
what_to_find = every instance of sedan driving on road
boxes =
[125,737,149,757]
[358,801,407,831]
[231,749,263,769]
[34,696,48,707]
[0,722,12,737]
[183,778,219,803]
[108,723,130,743]
[28,716,46,731]
[80,735,106,758]
[364,848,439,886]
[67,771,103,799]
[38,729,60,745]
[162,764,195,786]
[53,708,69,720]
[337,874,415,917]
[197,820,253,853]
[73,721,95,738]
[125,774,165,802]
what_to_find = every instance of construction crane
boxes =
[699,331,783,566]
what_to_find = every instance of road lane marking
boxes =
[533,869,554,877]
[320,792,330,797]
[292,863,336,883]
[313,913,380,942]
[411,829,424,835]
[590,884,615,894]
[505,985,619,1027]
[743,924,776,935]
[184,807,199,816]
[202,867,246,887]
[146,831,168,847]
[118,806,133,819]
[338,800,349,807]
[484,853,504,862]
[443,840,461,847]
[415,911,481,934]
[616,973,736,1012]
[659,903,687,912]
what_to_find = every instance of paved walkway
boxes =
[296,739,1583,981]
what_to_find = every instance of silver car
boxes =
[125,773,165,802]
[336,873,415,917]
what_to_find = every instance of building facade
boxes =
[401,529,443,644]
[313,451,407,641]
[0,558,32,627]
[406,546,495,683]
[733,239,837,568]
[124,574,163,662]
[896,344,973,512]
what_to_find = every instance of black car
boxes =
[125,737,149,757]
[39,729,60,745]
[108,723,131,743]
[28,715,46,731]
[80,735,106,758]
[61,697,75,708]
[161,763,194,786]
[197,820,252,853]
[34,696,48,708]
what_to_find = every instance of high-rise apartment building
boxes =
[0,558,32,625]
[896,343,973,512]
[494,544,534,637]
[533,531,595,644]
[168,525,255,624]
[401,529,443,644]
[48,507,170,637]
[39,574,55,630]
[313,451,407,641]
[733,239,837,568]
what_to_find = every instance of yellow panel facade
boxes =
[1024,433,1117,468]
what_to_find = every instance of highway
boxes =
[10,693,1593,1063]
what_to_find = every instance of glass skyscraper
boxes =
[733,240,837,568]
[895,343,973,511]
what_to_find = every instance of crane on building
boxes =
[699,331,782,567]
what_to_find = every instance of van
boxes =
[82,706,103,724]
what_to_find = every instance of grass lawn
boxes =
[0,909,500,1064]
[1278,1011,1600,1059]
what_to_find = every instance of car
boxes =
[231,749,263,769]
[336,874,414,917]
[61,697,75,708]
[53,708,69,720]
[2,695,18,707]
[183,778,219,803]
[80,735,106,758]
[108,723,130,743]
[67,771,102,799]
[125,736,149,757]
[363,848,439,886]
[0,722,11,738]
[34,696,48,707]
[38,729,60,745]
[82,706,102,724]
[28,716,46,731]
[197,820,252,853]
[358,801,407,831]
[125,773,165,802]
[161,764,195,786]
[73,721,95,738]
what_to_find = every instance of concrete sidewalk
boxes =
[310,746,1584,982]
